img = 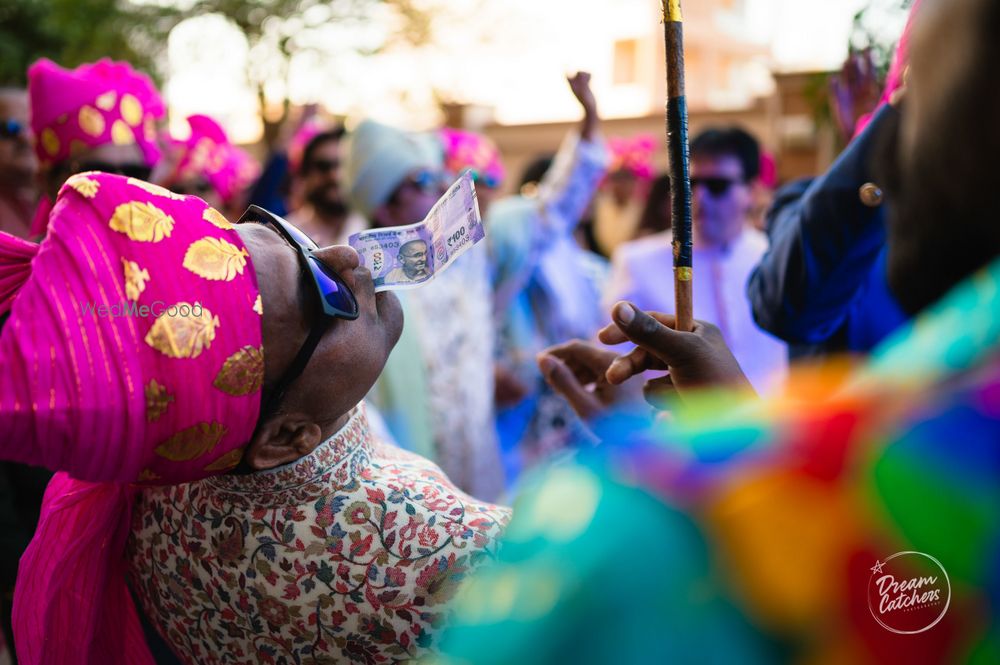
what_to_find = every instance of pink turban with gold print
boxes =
[28,58,165,168]
[167,114,261,205]
[0,172,263,663]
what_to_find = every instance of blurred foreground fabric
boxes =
[439,254,1000,664]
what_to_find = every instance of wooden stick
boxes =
[662,0,694,332]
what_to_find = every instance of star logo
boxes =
[871,560,885,575]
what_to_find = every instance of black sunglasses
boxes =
[72,160,152,181]
[0,119,24,140]
[307,158,340,174]
[237,205,359,422]
[690,177,743,197]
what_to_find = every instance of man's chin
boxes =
[310,197,349,218]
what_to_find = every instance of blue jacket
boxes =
[748,104,907,355]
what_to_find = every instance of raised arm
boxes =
[534,72,609,235]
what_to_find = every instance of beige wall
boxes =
[481,85,836,197]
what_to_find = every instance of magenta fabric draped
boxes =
[0,172,263,663]
[0,232,38,315]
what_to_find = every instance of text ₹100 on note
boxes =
[348,170,485,292]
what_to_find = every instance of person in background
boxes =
[285,124,368,246]
[605,126,787,394]
[746,4,920,358]
[345,119,504,501]
[162,114,260,220]
[439,127,505,218]
[633,172,671,240]
[0,88,36,239]
[245,109,324,217]
[26,58,165,236]
[748,150,778,232]
[591,134,656,257]
[441,2,999,662]
[488,72,610,483]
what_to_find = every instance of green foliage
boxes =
[849,0,915,79]
[0,0,433,140]
[0,0,180,85]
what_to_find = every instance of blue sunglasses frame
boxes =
[237,205,359,422]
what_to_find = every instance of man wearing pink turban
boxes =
[164,114,261,220]
[439,128,505,218]
[0,172,508,663]
[593,134,656,257]
[26,58,166,236]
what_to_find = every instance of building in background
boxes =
[441,0,837,191]
[164,0,865,188]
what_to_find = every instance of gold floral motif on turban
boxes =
[120,93,144,127]
[41,128,59,157]
[122,257,150,300]
[203,447,245,472]
[145,379,174,422]
[95,90,118,111]
[202,207,234,230]
[183,237,249,281]
[109,200,175,242]
[155,421,228,461]
[127,178,186,201]
[78,106,105,137]
[66,174,100,199]
[213,345,264,396]
[144,302,219,359]
[111,119,135,145]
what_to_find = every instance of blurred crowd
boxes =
[0,0,998,663]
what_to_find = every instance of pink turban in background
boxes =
[439,127,505,187]
[287,119,328,175]
[27,58,165,169]
[167,114,261,205]
[0,172,263,663]
[606,134,656,180]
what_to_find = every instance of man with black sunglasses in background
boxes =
[605,126,787,394]
[286,125,367,247]
[0,88,36,239]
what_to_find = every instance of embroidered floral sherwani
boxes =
[127,407,511,664]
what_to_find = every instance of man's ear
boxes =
[244,414,323,471]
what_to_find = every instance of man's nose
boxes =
[313,245,360,272]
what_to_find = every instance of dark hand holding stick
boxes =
[600,302,754,400]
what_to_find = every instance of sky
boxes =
[164,0,901,142]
